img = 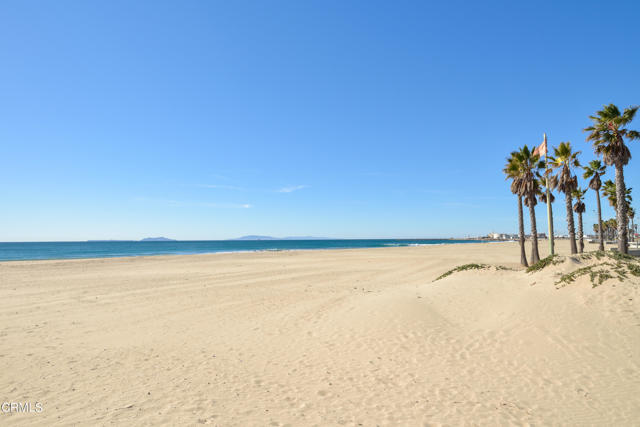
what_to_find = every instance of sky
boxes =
[1,0,640,241]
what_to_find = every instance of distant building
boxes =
[488,232,518,240]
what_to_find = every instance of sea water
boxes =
[0,239,493,261]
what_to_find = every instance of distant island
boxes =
[231,235,330,241]
[140,237,175,242]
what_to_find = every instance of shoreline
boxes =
[0,240,503,264]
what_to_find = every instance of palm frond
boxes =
[584,104,639,166]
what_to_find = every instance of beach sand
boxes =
[1,240,639,425]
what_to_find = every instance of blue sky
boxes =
[1,0,639,241]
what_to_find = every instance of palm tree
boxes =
[585,104,640,254]
[629,207,636,245]
[603,218,617,241]
[605,218,618,241]
[602,179,632,215]
[512,145,544,263]
[602,179,616,207]
[626,190,633,236]
[606,220,615,241]
[600,219,613,240]
[583,160,606,251]
[573,188,586,253]
[504,152,528,266]
[550,142,581,254]
[538,174,558,249]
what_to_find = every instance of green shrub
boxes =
[526,255,562,273]
[433,263,491,281]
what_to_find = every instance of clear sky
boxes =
[1,0,639,241]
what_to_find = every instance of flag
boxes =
[533,133,547,157]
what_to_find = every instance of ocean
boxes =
[0,239,493,261]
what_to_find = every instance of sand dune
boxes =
[1,241,639,425]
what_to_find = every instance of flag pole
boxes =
[544,133,554,256]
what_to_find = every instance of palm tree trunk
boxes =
[518,195,528,267]
[528,194,540,263]
[577,211,584,253]
[549,199,554,250]
[548,198,554,255]
[565,192,577,254]
[615,162,628,254]
[596,189,604,251]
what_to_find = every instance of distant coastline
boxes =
[140,237,175,242]
[88,237,176,242]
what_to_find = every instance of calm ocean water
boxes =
[0,239,493,261]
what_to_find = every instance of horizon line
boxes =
[0,236,491,243]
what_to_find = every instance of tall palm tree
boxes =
[605,221,614,241]
[602,179,617,207]
[550,142,581,254]
[604,218,618,241]
[602,179,632,213]
[504,153,529,266]
[629,207,636,245]
[603,180,634,244]
[573,188,586,253]
[600,219,612,240]
[607,218,618,241]
[585,104,640,254]
[583,160,606,251]
[538,174,558,249]
[512,145,544,263]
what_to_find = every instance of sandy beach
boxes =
[2,241,639,425]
